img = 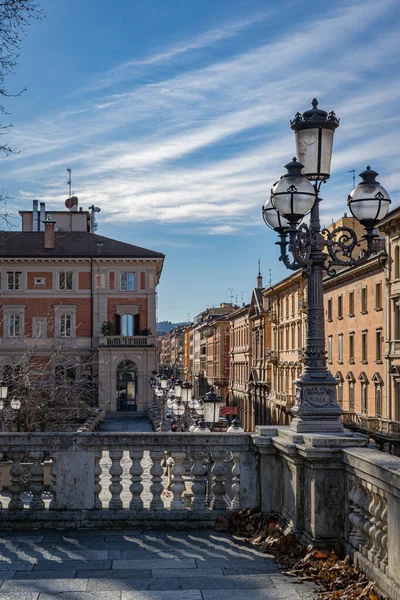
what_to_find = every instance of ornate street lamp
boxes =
[227,418,244,433]
[263,99,391,433]
[202,388,225,430]
[0,381,7,432]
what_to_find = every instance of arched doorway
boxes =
[116,360,138,412]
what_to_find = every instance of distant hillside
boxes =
[157,321,189,334]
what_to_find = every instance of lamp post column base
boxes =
[290,369,343,434]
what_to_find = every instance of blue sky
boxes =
[1,0,399,322]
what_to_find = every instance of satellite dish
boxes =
[65,196,78,210]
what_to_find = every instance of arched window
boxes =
[359,372,369,415]
[346,372,356,412]
[372,373,384,417]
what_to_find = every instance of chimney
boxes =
[39,202,45,232]
[32,200,39,231]
[43,219,56,249]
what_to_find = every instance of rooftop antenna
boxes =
[67,168,72,198]
[258,258,261,276]
[348,169,355,190]
[235,294,238,305]
[240,291,244,306]
[228,288,234,304]
[269,268,272,287]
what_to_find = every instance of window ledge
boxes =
[338,316,343,320]
[361,311,368,315]
[375,360,383,364]
[348,313,355,318]
[361,360,368,364]
[375,307,383,312]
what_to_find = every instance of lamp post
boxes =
[0,381,8,432]
[263,99,391,433]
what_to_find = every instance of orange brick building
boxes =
[0,201,164,413]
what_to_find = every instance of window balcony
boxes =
[99,335,155,348]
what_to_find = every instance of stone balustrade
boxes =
[0,427,399,599]
[0,432,255,529]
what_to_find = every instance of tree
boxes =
[0,0,43,155]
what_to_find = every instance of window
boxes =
[361,383,368,415]
[338,296,343,319]
[59,271,73,290]
[349,291,354,317]
[120,272,135,291]
[349,333,355,363]
[7,272,22,290]
[338,334,343,363]
[327,298,332,321]
[362,331,368,362]
[375,385,382,417]
[121,314,134,336]
[8,314,20,337]
[376,329,382,362]
[328,336,333,363]
[60,314,72,337]
[375,282,382,310]
[337,383,343,406]
[349,383,355,411]
[361,287,367,313]
[33,317,47,338]
[395,246,400,279]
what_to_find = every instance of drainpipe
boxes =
[385,237,391,419]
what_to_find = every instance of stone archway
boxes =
[116,360,138,412]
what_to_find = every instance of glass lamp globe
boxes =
[262,195,290,232]
[188,396,198,411]
[173,400,185,416]
[181,381,192,404]
[194,420,210,433]
[290,98,339,181]
[195,400,204,416]
[227,419,244,433]
[10,398,21,410]
[271,158,316,223]
[202,389,225,424]
[166,396,175,409]
[174,379,183,399]
[154,387,163,398]
[160,375,168,389]
[0,399,4,411]
[348,166,391,226]
[0,381,8,400]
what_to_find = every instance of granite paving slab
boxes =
[0,528,317,600]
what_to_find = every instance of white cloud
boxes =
[4,0,400,233]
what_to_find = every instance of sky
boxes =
[0,0,399,322]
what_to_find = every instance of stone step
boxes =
[105,411,147,419]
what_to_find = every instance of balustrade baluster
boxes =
[29,452,44,510]
[211,450,227,510]
[191,451,207,510]
[362,485,373,552]
[108,451,123,509]
[149,449,164,510]
[8,451,24,510]
[231,452,241,510]
[368,490,381,557]
[374,494,386,565]
[380,498,388,567]
[94,450,103,509]
[129,450,144,510]
[170,452,186,509]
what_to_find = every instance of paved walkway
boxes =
[0,529,317,599]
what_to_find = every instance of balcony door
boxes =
[116,360,138,412]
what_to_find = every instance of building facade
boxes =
[0,200,164,414]
[229,305,251,429]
